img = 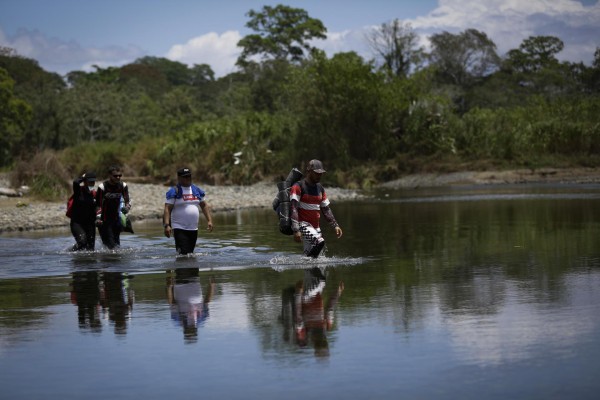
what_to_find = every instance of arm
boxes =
[95,186,103,225]
[322,205,343,238]
[291,199,302,242]
[163,203,173,238]
[200,201,213,232]
[122,184,131,212]
[73,177,84,195]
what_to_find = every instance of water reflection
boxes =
[70,272,102,332]
[280,267,344,357]
[69,269,134,335]
[102,272,134,334]
[166,266,215,343]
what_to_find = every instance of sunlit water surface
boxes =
[1,184,600,399]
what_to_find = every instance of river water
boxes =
[1,184,599,399]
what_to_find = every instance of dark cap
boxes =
[307,159,326,173]
[177,167,192,177]
[84,171,96,181]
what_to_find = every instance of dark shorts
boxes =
[173,229,198,255]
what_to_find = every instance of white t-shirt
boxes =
[166,186,202,230]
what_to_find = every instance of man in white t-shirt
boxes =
[163,167,214,254]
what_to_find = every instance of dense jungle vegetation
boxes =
[1,5,599,198]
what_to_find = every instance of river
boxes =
[1,183,599,399]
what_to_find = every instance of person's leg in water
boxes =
[173,229,198,255]
[71,221,89,251]
[84,223,96,250]
[99,220,120,249]
[299,222,325,258]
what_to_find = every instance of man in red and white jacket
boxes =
[290,160,343,258]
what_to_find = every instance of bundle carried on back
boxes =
[272,168,303,235]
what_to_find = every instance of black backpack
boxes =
[272,168,303,235]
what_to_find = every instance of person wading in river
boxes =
[290,160,343,258]
[69,171,97,251]
[95,166,131,249]
[163,167,213,255]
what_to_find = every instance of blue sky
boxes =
[1,0,598,77]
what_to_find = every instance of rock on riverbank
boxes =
[0,181,365,233]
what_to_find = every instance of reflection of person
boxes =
[290,160,343,258]
[70,171,97,251]
[166,268,215,343]
[281,267,344,357]
[100,272,134,334]
[163,167,213,255]
[70,271,102,332]
[95,166,131,249]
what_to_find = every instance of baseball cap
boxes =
[84,171,96,181]
[177,167,192,177]
[307,159,326,173]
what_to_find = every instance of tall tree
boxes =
[367,20,424,78]
[429,29,501,87]
[236,4,326,67]
[505,35,564,73]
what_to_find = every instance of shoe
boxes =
[306,240,325,258]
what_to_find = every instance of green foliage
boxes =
[59,141,135,179]
[2,19,600,188]
[0,68,32,166]
[429,29,501,87]
[11,150,70,200]
[284,51,394,168]
[156,113,296,184]
[237,4,326,66]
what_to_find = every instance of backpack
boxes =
[272,168,303,235]
[65,195,75,218]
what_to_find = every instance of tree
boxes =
[0,68,32,166]
[429,29,501,87]
[284,50,389,167]
[367,20,425,79]
[135,56,192,86]
[505,36,564,73]
[236,4,326,66]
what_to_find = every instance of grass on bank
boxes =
[6,144,600,202]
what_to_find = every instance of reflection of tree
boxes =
[70,271,102,332]
[166,268,215,343]
[280,267,344,357]
[100,272,134,335]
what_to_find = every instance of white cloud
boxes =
[0,27,145,76]
[166,31,242,78]
[407,0,600,64]
[1,1,598,78]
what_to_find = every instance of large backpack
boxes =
[272,168,303,235]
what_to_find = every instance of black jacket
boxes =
[71,178,96,224]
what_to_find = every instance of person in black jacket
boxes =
[70,171,97,251]
[95,166,131,249]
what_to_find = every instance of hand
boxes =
[164,225,172,238]
[293,231,302,243]
[206,221,213,232]
[95,219,103,227]
[335,226,343,239]
[121,204,131,214]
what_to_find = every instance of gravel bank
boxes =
[0,181,365,233]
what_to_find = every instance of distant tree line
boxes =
[1,4,599,191]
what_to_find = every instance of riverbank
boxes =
[1,167,599,233]
[0,181,365,233]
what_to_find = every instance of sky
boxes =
[0,0,599,78]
